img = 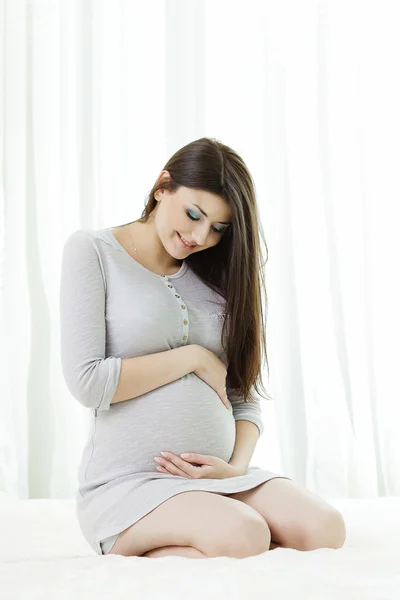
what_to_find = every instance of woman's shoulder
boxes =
[61,229,116,273]
[62,227,95,248]
[62,227,116,253]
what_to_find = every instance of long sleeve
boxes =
[227,386,265,437]
[59,230,121,411]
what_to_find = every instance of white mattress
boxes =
[1,491,399,599]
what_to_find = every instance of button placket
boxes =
[161,275,189,344]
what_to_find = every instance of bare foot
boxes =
[269,541,283,550]
[142,545,206,558]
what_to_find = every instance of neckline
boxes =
[103,227,188,279]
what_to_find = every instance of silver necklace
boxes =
[123,224,168,277]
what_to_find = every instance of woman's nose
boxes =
[193,224,211,246]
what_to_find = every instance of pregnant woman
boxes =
[59,137,346,558]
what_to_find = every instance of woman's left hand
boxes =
[154,452,245,479]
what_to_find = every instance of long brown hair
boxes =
[123,137,273,404]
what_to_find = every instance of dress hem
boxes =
[93,469,293,555]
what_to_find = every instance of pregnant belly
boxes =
[82,373,236,486]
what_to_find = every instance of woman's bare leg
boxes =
[270,541,283,550]
[142,545,206,558]
[144,542,282,556]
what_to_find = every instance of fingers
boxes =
[156,466,170,474]
[155,452,198,479]
[156,460,192,478]
[223,385,231,410]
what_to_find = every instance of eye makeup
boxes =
[185,209,229,233]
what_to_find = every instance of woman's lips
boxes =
[177,232,195,249]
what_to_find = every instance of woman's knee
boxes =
[109,490,271,558]
[297,507,347,551]
[202,508,271,558]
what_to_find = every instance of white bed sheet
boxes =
[0,492,399,599]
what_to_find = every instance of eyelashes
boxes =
[185,210,225,234]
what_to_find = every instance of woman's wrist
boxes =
[185,344,202,373]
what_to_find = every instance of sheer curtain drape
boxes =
[1,0,399,500]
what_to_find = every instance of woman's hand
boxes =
[193,346,231,410]
[153,451,245,479]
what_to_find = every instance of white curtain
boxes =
[1,0,399,500]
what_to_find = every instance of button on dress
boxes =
[59,227,292,555]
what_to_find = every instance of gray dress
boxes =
[59,227,292,555]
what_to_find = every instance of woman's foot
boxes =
[142,545,206,558]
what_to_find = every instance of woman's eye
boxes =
[186,209,200,222]
[186,210,225,234]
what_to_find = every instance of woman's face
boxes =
[154,174,232,258]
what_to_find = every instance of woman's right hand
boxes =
[192,346,231,410]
